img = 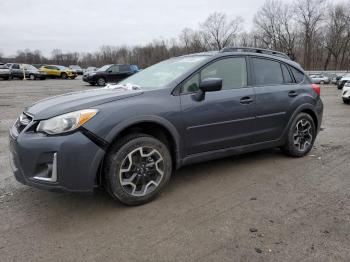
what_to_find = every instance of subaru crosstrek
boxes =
[9,47,323,205]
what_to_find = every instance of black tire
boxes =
[320,81,325,84]
[343,99,350,104]
[104,134,172,205]
[89,82,96,86]
[97,77,106,86]
[61,72,68,79]
[29,74,35,80]
[3,77,9,80]
[282,113,316,157]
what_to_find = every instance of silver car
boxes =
[310,74,330,84]
[0,64,11,80]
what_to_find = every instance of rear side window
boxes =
[252,58,283,85]
[281,64,294,84]
[119,65,131,72]
[12,64,20,69]
[290,67,305,83]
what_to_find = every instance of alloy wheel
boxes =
[293,119,313,152]
[119,147,164,197]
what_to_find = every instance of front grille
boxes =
[15,113,33,134]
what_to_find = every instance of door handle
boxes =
[240,96,254,104]
[288,91,298,97]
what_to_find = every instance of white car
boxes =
[337,73,350,89]
[342,82,350,104]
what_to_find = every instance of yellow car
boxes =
[40,65,77,79]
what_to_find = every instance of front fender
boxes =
[104,115,183,168]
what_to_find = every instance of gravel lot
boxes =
[0,78,349,261]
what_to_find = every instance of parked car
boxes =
[342,82,350,104]
[69,65,83,75]
[9,47,323,205]
[82,64,139,86]
[6,63,46,80]
[0,64,11,80]
[309,74,330,84]
[337,73,350,89]
[40,65,77,79]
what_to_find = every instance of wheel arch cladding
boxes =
[105,119,181,168]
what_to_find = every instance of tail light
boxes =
[311,84,321,96]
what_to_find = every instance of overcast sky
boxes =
[0,0,342,57]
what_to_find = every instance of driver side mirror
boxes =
[193,78,222,101]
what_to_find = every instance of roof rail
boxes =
[220,47,291,60]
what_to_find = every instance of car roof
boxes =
[178,50,302,70]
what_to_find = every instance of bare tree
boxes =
[294,0,326,70]
[200,12,243,50]
[253,0,297,59]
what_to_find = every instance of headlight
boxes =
[37,109,98,135]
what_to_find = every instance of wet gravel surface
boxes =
[0,78,349,261]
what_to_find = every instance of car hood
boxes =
[25,87,143,120]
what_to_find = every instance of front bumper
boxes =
[9,119,105,192]
[342,89,350,99]
[82,75,93,82]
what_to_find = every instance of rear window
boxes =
[290,67,305,83]
[252,58,283,85]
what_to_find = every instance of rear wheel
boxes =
[282,113,316,157]
[97,77,106,86]
[343,98,350,104]
[320,81,325,84]
[104,134,172,205]
[61,72,68,79]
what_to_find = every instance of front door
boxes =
[180,57,256,155]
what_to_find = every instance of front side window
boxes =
[201,57,247,90]
[182,57,247,93]
[253,58,283,85]
[110,65,119,73]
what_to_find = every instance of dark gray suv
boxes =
[9,47,323,205]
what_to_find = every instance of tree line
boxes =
[1,0,350,71]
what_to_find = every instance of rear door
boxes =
[180,56,256,155]
[251,57,304,142]
[117,65,134,82]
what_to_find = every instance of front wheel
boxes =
[282,113,316,157]
[61,72,68,79]
[104,134,172,205]
[97,77,106,86]
[29,74,35,80]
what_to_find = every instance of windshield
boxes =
[118,56,209,90]
[98,65,112,72]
